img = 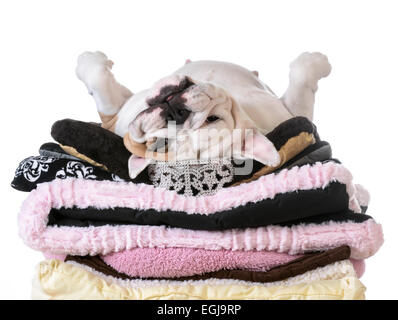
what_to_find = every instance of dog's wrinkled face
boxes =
[129,75,235,142]
[128,75,241,161]
[125,74,280,178]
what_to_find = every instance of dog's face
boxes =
[130,75,233,138]
[125,73,280,178]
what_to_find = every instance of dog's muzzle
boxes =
[125,77,197,159]
[146,76,194,125]
[128,76,196,147]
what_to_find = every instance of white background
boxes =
[0,0,396,299]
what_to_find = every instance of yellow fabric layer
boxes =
[32,260,366,300]
[60,145,108,171]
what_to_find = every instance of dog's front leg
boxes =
[76,51,133,130]
[280,52,331,121]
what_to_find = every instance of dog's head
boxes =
[125,72,280,178]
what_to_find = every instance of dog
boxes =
[76,51,331,178]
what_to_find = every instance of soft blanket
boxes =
[32,259,365,300]
[19,196,382,258]
[51,117,321,186]
[100,246,366,279]
[12,140,331,195]
[65,246,350,283]
[21,162,366,229]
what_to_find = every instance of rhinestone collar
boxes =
[147,159,234,197]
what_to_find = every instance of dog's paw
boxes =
[76,51,113,83]
[289,52,331,88]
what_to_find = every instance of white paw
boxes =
[76,51,113,84]
[289,52,331,87]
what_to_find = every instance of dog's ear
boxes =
[242,129,280,167]
[128,155,152,179]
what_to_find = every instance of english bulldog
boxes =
[76,51,331,178]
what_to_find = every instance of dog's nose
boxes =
[146,76,194,125]
[162,99,191,125]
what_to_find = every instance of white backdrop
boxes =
[0,0,396,299]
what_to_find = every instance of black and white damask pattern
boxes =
[14,156,57,182]
[55,161,97,180]
[12,156,125,192]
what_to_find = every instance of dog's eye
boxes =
[206,115,220,123]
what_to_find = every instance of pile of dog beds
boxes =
[12,116,383,300]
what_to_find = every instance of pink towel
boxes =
[101,247,302,278]
[43,249,366,279]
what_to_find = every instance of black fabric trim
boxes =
[277,209,370,227]
[47,182,353,230]
[48,207,371,230]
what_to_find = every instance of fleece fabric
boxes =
[19,196,383,258]
[103,248,301,278]
[51,119,134,181]
[32,260,365,300]
[65,259,361,292]
[13,141,333,197]
[38,160,371,230]
[47,182,352,230]
[20,161,366,215]
[50,116,321,187]
[40,246,365,279]
[11,156,125,192]
[39,258,359,288]
[65,246,350,283]
[99,247,367,279]
[45,249,300,276]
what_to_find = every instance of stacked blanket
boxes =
[12,117,383,300]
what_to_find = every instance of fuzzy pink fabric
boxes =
[41,249,365,279]
[18,161,381,258]
[350,259,366,278]
[19,192,383,258]
[42,249,365,279]
[19,162,364,215]
[41,250,365,279]
[101,248,302,278]
[101,247,366,279]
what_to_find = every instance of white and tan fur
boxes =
[76,51,331,178]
